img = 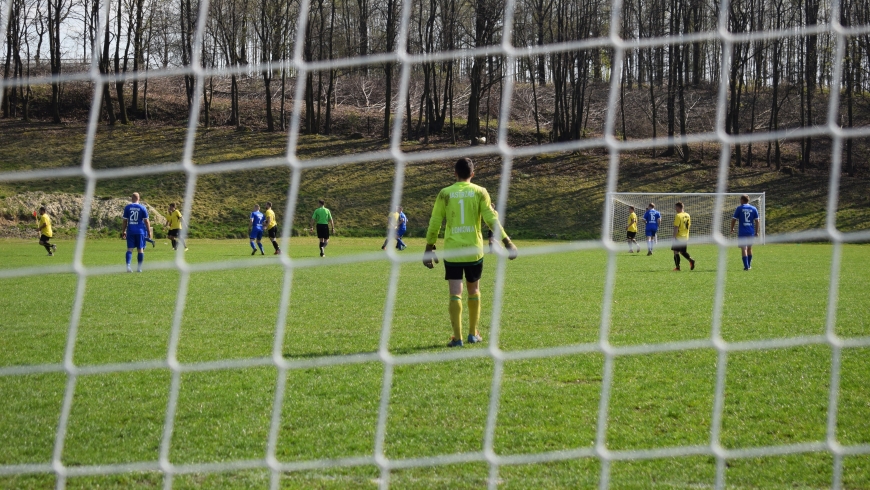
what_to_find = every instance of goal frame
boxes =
[607,192,766,245]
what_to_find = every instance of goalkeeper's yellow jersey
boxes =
[627,212,638,232]
[426,181,507,264]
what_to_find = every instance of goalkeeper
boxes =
[423,158,517,347]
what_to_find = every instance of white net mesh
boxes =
[608,192,766,244]
[2,0,870,488]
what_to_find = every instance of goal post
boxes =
[607,192,766,245]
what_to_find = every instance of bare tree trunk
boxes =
[114,0,130,124]
[131,0,145,116]
[802,0,819,171]
[47,0,64,123]
[382,0,397,138]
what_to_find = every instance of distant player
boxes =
[626,206,639,253]
[730,194,760,270]
[423,157,517,347]
[36,207,57,256]
[166,203,188,251]
[671,201,695,271]
[249,204,266,255]
[121,192,152,273]
[310,200,335,257]
[643,202,661,255]
[396,206,408,251]
[263,201,281,255]
[381,208,400,250]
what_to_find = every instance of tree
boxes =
[46,0,68,123]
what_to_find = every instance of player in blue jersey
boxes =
[249,204,266,255]
[396,206,408,251]
[121,192,152,272]
[730,194,760,270]
[642,203,662,255]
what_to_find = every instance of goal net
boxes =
[1,0,869,488]
[608,192,766,245]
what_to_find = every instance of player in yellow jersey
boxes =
[423,158,517,347]
[36,207,57,256]
[381,208,400,250]
[264,201,281,255]
[166,203,188,251]
[671,201,695,271]
[626,206,639,253]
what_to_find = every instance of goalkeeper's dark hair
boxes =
[455,158,474,179]
[39,206,46,213]
[675,201,684,210]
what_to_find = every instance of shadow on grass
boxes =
[282,343,455,359]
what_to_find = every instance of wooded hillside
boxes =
[2,0,870,173]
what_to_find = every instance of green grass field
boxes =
[1,237,869,489]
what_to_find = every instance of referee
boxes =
[309,200,335,257]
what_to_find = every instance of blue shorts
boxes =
[737,235,755,247]
[126,233,146,250]
[645,228,658,237]
[250,229,263,240]
[397,227,406,238]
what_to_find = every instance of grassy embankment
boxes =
[1,121,868,239]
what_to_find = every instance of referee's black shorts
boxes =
[316,224,330,239]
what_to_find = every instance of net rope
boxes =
[1,0,870,488]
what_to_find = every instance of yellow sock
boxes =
[467,293,481,337]
[449,295,463,339]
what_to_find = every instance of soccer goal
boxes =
[607,192,766,245]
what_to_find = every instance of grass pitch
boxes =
[1,237,868,489]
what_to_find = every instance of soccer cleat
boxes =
[48,252,54,257]
[261,251,265,255]
[127,266,133,273]
[447,337,464,347]
[150,240,155,248]
[184,247,189,251]
[320,251,325,257]
[689,259,696,270]
[274,249,281,255]
[51,244,57,252]
[673,267,681,271]
[252,250,257,255]
[467,334,483,344]
[647,251,652,256]
[381,246,386,250]
[743,267,749,271]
